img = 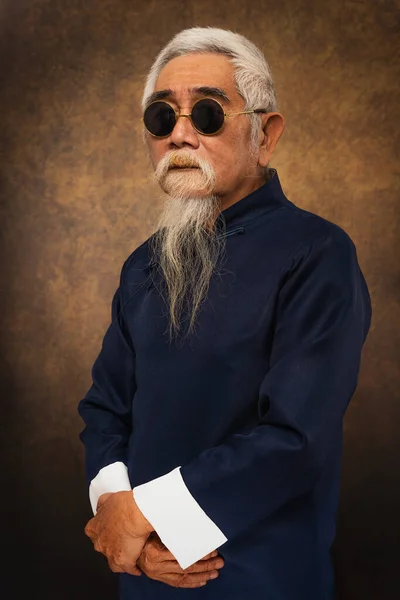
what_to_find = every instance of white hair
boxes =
[141,27,278,173]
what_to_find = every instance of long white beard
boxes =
[150,150,225,339]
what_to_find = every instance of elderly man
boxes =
[78,27,371,600]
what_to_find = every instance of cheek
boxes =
[147,141,165,168]
[203,139,234,171]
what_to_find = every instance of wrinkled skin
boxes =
[84,491,153,576]
[84,491,225,588]
[138,532,225,588]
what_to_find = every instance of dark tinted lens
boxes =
[143,102,176,137]
[191,99,224,134]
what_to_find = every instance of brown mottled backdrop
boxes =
[0,0,399,598]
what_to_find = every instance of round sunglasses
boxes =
[142,97,267,138]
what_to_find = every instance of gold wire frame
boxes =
[141,97,268,138]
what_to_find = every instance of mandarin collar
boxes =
[146,170,291,269]
[218,169,290,230]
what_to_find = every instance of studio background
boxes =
[1,1,399,598]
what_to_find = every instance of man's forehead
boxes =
[154,53,235,93]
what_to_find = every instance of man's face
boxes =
[144,53,260,203]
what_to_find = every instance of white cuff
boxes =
[133,466,228,570]
[89,461,131,514]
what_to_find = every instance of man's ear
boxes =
[258,112,285,168]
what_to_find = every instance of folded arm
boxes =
[133,230,372,569]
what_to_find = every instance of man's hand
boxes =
[84,491,154,576]
[137,532,224,588]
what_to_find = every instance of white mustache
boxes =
[155,151,206,180]
[168,156,200,169]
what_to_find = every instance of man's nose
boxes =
[169,113,200,148]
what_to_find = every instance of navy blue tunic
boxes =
[78,170,372,599]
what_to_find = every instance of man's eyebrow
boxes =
[145,86,231,108]
[191,87,231,103]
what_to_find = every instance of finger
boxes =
[109,560,142,576]
[153,571,218,588]
[184,557,225,574]
[125,565,142,577]
[163,556,224,575]
[178,570,220,588]
[156,555,224,576]
[156,540,217,562]
[84,522,95,540]
[108,560,124,573]
[200,550,219,560]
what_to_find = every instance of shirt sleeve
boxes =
[133,229,372,570]
[78,258,136,511]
